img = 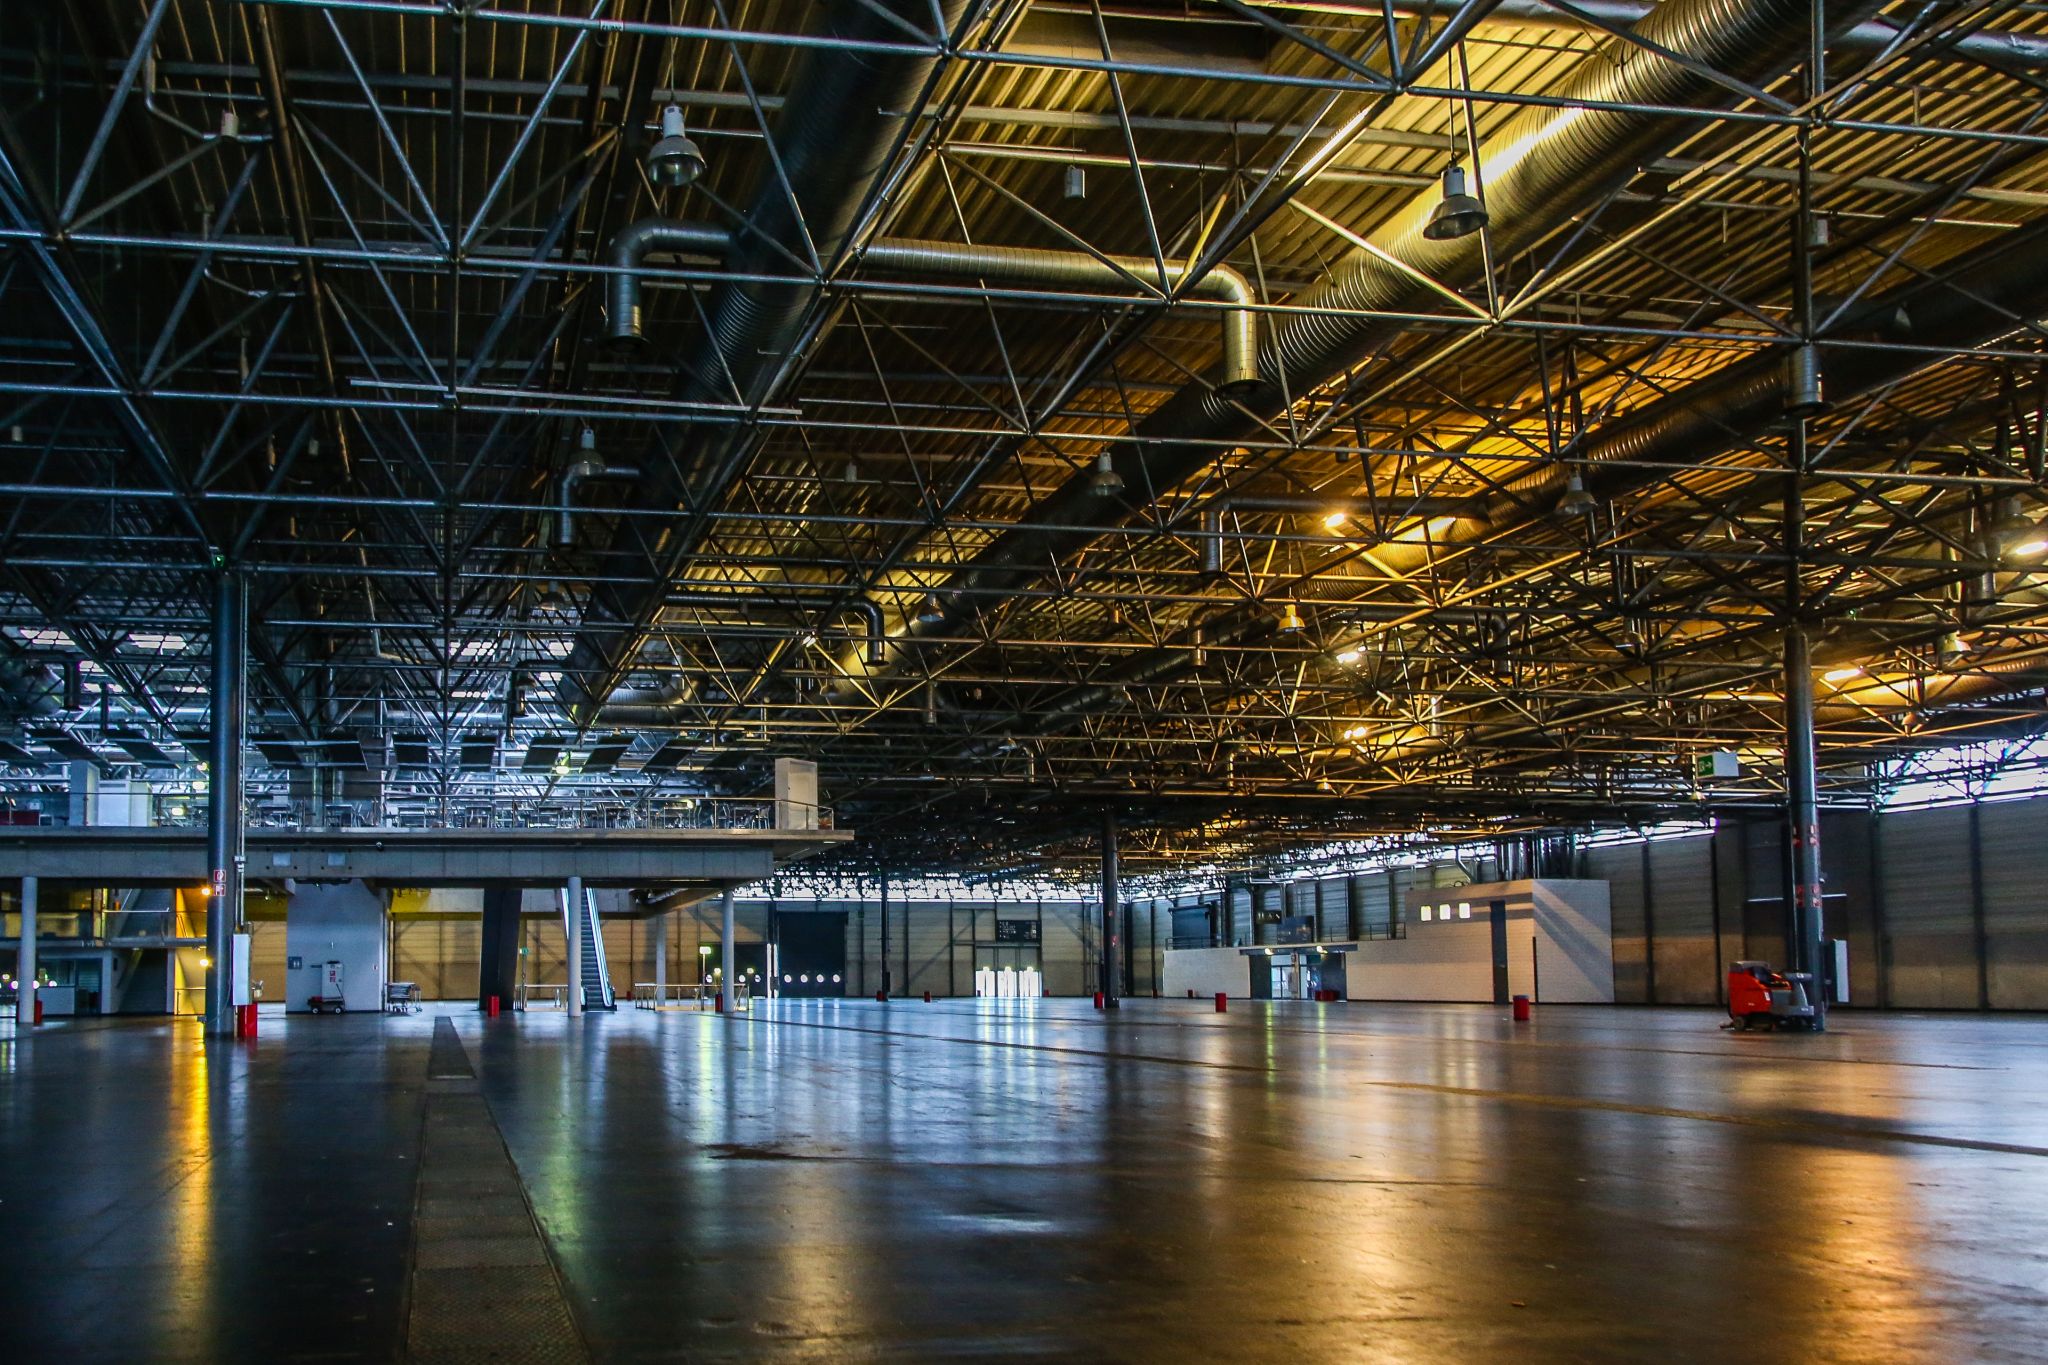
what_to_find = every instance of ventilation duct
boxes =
[559,0,972,725]
[835,0,1879,691]
[607,227,1262,393]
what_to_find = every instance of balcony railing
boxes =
[1,792,834,835]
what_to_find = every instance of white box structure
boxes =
[774,757,819,830]
[1159,879,1614,1004]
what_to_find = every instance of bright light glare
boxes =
[2013,536,2048,557]
[1821,666,1863,684]
[1322,511,1349,533]
[1336,648,1362,664]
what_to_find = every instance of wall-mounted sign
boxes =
[995,918,1040,944]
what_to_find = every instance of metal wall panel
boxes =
[1977,800,2048,1009]
[1881,805,1980,1009]
[1586,844,1648,1003]
[1646,835,1718,1004]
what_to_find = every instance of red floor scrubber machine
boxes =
[1724,960,1821,1031]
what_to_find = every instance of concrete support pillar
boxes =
[567,875,584,1017]
[205,570,246,1037]
[1784,623,1827,1027]
[15,875,37,1025]
[1101,812,1121,1008]
[721,887,736,1010]
[478,886,521,1010]
[652,910,668,999]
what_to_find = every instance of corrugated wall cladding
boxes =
[265,795,2048,1010]
[1584,796,2048,1011]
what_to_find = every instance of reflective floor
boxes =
[4,1000,2046,1362]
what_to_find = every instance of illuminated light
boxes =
[832,974,842,983]
[1322,510,1350,533]
[1336,648,1362,665]
[783,975,792,983]
[698,945,711,955]
[2013,536,2048,558]
[196,886,211,898]
[199,957,212,969]
[800,974,810,983]
[1822,666,1863,684]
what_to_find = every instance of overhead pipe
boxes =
[606,224,1263,393]
[837,0,1878,693]
[663,590,888,666]
[556,430,640,549]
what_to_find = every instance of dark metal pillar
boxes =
[878,870,890,999]
[1784,622,1827,1027]
[205,570,245,1036]
[1101,812,1121,1008]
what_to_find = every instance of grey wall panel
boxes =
[1646,835,1717,1004]
[1585,844,1647,1003]
[1882,805,1979,1009]
[1977,800,2048,1009]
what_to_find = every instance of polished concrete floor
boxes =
[3,999,2047,1362]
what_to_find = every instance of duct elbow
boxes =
[1203,266,1263,398]
[844,600,887,668]
[604,218,732,346]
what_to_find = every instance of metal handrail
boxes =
[518,983,569,1011]
[0,791,836,834]
[631,982,713,1010]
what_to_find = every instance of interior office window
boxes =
[1419,905,1432,921]
[1458,902,1471,919]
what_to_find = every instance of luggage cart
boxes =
[384,981,423,1015]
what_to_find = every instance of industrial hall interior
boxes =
[6,0,2048,1360]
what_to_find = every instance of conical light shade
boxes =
[1423,164,1489,241]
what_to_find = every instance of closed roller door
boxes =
[1882,805,1978,1008]
[1356,872,1393,936]
[1978,801,2048,1009]
[1647,836,1718,1003]
[903,902,955,997]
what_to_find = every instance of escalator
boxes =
[561,887,616,1011]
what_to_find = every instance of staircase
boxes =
[562,887,615,1010]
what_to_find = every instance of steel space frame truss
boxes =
[2,0,2048,875]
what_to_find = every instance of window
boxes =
[1458,902,1471,919]
[1419,905,1432,921]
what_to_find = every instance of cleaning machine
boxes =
[1724,960,1821,1031]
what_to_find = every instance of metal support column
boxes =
[205,571,245,1037]
[567,875,584,1017]
[879,871,890,998]
[1784,623,1827,1027]
[1101,812,1121,1009]
[14,876,37,1025]
[720,886,736,1011]
[653,911,668,1001]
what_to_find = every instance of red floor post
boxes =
[1214,992,1228,1013]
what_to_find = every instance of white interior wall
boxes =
[285,880,388,1012]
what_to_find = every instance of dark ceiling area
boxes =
[3,0,2048,879]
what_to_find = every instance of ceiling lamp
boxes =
[1422,164,1488,242]
[647,105,706,189]
[1937,630,1970,662]
[1321,510,1350,533]
[2002,517,2048,559]
[915,594,946,626]
[1276,602,1305,634]
[1821,665,1863,684]
[1335,647,1362,665]
[1555,471,1598,518]
[1089,452,1126,496]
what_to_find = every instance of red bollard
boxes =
[1187,989,1195,999]
[1512,994,1532,1022]
[486,994,500,1018]
[714,990,725,1014]
[875,989,887,1003]
[1214,992,1228,1013]
[236,1003,258,1037]
[33,996,43,1026]
[1093,990,1105,1010]
[922,990,932,1003]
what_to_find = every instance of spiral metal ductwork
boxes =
[561,0,971,725]
[837,0,1876,695]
